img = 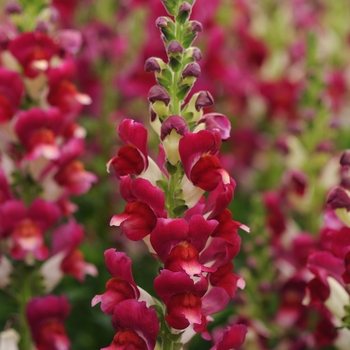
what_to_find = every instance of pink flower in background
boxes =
[14,107,64,160]
[0,198,60,260]
[8,32,58,78]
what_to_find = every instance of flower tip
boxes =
[91,294,101,307]
[240,224,250,232]
[237,277,246,290]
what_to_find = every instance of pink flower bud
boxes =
[148,85,171,106]
[182,62,201,78]
[195,91,214,111]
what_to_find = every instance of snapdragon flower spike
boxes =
[92,248,140,315]
[26,295,71,350]
[107,119,149,178]
[0,67,24,123]
[110,176,166,241]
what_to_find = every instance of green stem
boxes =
[167,167,180,218]
[16,264,35,350]
[171,69,181,115]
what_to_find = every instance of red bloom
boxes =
[154,269,208,330]
[108,119,149,178]
[110,177,165,241]
[0,198,60,260]
[8,32,58,78]
[92,249,140,315]
[210,324,247,350]
[179,130,230,191]
[108,300,159,350]
[26,295,71,350]
[0,67,24,123]
[14,107,65,160]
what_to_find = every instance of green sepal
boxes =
[176,2,191,24]
[174,342,184,350]
[181,111,193,121]
[156,68,173,89]
[174,188,183,197]
[172,204,188,217]
[187,120,197,130]
[182,24,199,48]
[165,329,184,342]
[151,303,165,320]
[169,57,183,72]
[152,101,169,119]
[159,19,176,43]
[161,0,178,15]
[156,179,169,193]
[176,85,191,100]
[165,161,178,175]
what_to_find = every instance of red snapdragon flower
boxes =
[92,248,140,315]
[51,220,97,281]
[8,32,58,78]
[0,198,60,260]
[26,295,71,350]
[0,67,24,123]
[210,323,247,350]
[108,119,149,178]
[107,299,159,350]
[14,107,65,160]
[154,269,208,329]
[179,129,230,191]
[110,176,166,241]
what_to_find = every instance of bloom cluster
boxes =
[0,2,97,349]
[93,0,247,349]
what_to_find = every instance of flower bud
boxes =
[168,40,184,55]
[148,86,170,119]
[176,2,192,24]
[183,47,202,65]
[145,57,162,73]
[5,1,22,14]
[195,91,214,111]
[327,187,350,211]
[181,91,214,123]
[340,150,350,166]
[167,40,184,71]
[182,62,201,78]
[182,20,203,48]
[160,115,188,140]
[156,16,176,43]
[176,63,201,100]
[148,85,171,106]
